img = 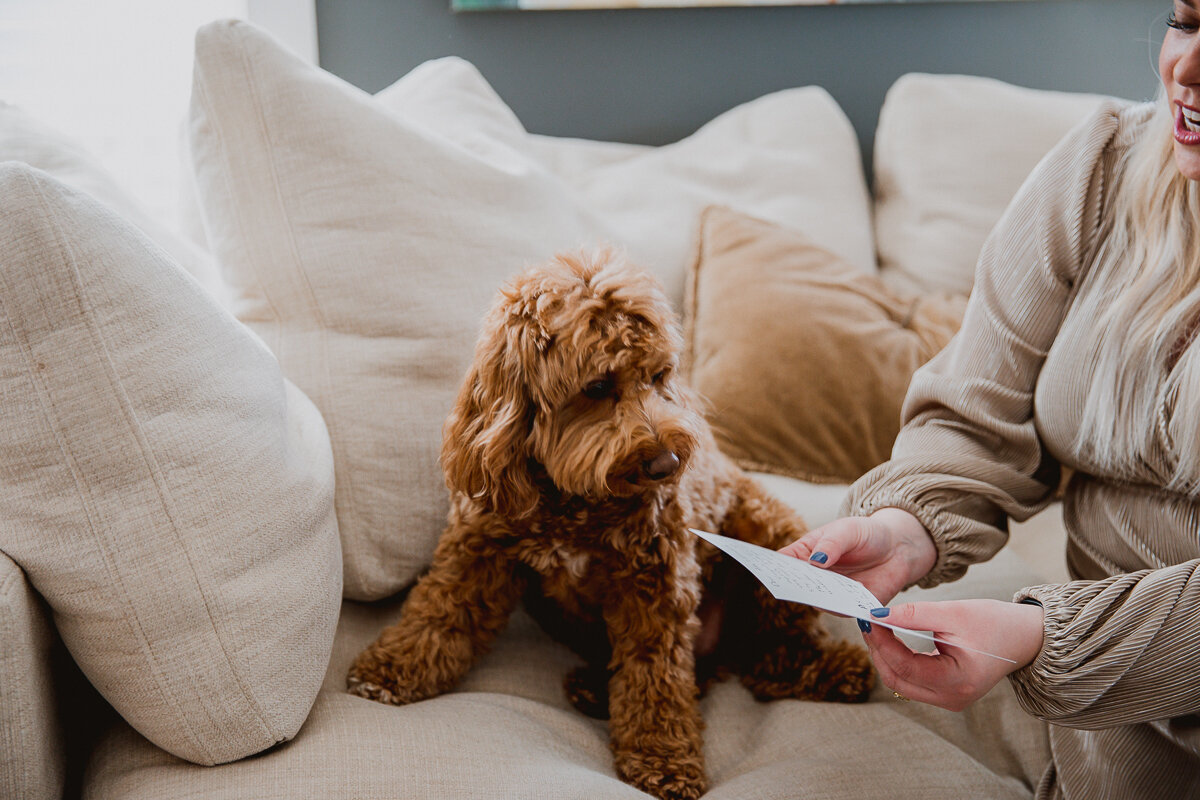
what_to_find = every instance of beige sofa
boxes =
[2,19,1125,800]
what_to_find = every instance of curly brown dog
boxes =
[347,251,873,799]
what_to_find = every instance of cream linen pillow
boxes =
[686,206,965,484]
[873,73,1111,296]
[0,163,341,765]
[190,22,602,601]
[189,21,874,600]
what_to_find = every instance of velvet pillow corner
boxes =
[685,205,966,484]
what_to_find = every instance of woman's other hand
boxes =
[862,599,1045,711]
[779,507,937,605]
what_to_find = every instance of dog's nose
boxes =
[644,450,680,480]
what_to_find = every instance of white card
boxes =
[689,529,1015,664]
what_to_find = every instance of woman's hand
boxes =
[779,508,938,605]
[862,599,1045,711]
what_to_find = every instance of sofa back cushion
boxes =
[0,163,341,765]
[873,73,1112,296]
[373,55,879,297]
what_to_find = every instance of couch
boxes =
[1,19,1128,800]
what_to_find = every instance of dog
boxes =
[347,251,873,800]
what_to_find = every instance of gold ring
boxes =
[893,691,910,702]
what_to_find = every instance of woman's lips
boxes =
[1176,103,1200,146]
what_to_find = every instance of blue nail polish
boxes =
[869,607,890,618]
[857,619,872,633]
[810,552,828,564]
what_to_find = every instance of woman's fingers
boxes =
[858,599,1042,711]
[776,534,818,562]
[861,624,971,710]
[871,601,961,633]
[778,518,872,569]
[876,599,1041,663]
[864,624,954,685]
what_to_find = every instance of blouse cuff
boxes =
[840,475,1005,590]
[1006,581,1092,722]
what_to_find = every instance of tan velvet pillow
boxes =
[685,206,966,484]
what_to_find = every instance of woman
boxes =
[782,4,1200,798]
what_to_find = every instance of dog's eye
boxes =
[652,369,668,385]
[582,376,616,400]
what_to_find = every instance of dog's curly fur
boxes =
[347,251,873,799]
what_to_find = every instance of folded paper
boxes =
[689,529,1015,664]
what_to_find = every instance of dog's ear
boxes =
[441,307,541,519]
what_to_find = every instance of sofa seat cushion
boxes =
[83,602,1048,799]
[83,476,1059,799]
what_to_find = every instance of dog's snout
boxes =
[643,450,680,481]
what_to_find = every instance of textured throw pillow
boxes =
[685,206,966,484]
[873,73,1111,296]
[188,21,875,600]
[0,163,341,765]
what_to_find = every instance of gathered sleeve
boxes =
[1009,562,1200,727]
[842,103,1127,589]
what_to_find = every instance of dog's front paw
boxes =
[564,663,610,719]
[345,663,415,706]
[345,648,442,706]
[616,750,707,800]
[345,672,402,705]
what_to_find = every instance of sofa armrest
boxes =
[0,550,66,800]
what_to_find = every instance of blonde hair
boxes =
[1073,89,1200,495]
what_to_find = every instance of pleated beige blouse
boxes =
[845,100,1200,800]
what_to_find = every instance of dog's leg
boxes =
[520,575,615,718]
[602,555,707,800]
[346,526,522,706]
[719,474,809,550]
[720,477,875,704]
[737,581,875,703]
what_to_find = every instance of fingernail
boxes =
[809,552,828,564]
[857,619,872,633]
[869,607,890,618]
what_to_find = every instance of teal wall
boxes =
[314,0,1163,175]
